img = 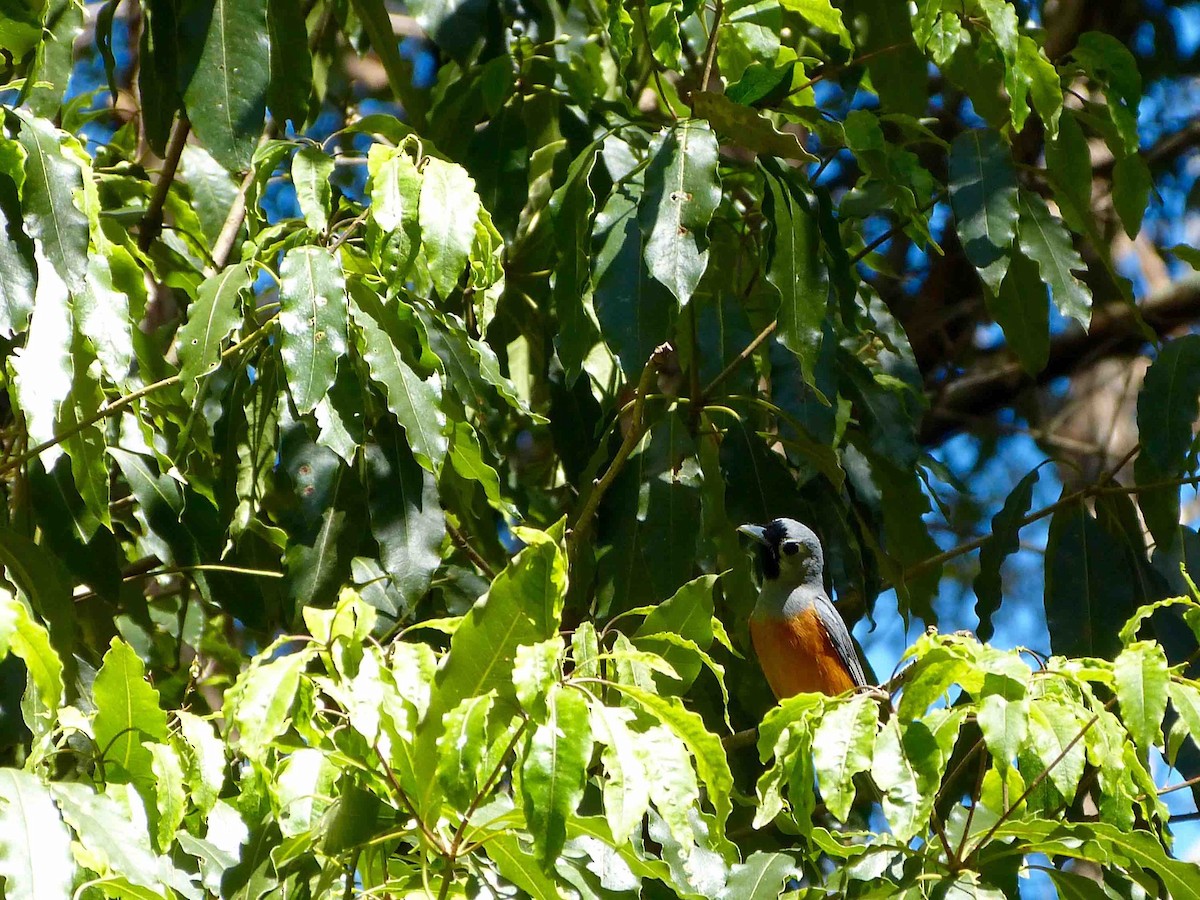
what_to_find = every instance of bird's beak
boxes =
[737,523,768,545]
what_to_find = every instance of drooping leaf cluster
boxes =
[1,0,1199,896]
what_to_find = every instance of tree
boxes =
[1,0,1200,896]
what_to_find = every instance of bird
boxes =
[738,518,869,699]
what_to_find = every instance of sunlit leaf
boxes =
[521,684,593,866]
[0,769,74,900]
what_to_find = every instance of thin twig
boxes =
[139,115,191,252]
[896,443,1140,587]
[701,319,777,400]
[447,521,498,580]
[567,343,673,559]
[699,0,724,93]
[374,741,447,855]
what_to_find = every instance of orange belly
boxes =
[750,611,857,700]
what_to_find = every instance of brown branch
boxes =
[699,0,724,95]
[921,273,1200,446]
[139,115,190,252]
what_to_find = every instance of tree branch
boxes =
[138,115,190,252]
[920,274,1200,445]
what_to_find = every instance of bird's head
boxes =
[738,518,824,585]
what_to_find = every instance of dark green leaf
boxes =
[351,287,447,472]
[1137,335,1200,475]
[761,159,823,384]
[179,0,270,171]
[692,92,817,163]
[974,465,1041,640]
[1114,154,1152,240]
[843,0,926,116]
[948,129,1018,291]
[594,182,676,380]
[987,251,1048,375]
[363,417,445,610]
[266,0,312,127]
[0,527,76,683]
[551,144,602,382]
[1044,500,1140,659]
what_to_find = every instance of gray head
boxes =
[738,518,824,586]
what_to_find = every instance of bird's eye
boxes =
[782,541,800,556]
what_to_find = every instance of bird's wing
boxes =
[812,591,869,688]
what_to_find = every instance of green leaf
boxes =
[976,674,1029,771]
[265,0,312,127]
[1017,189,1091,328]
[588,702,651,844]
[717,851,799,900]
[419,156,479,299]
[1027,701,1087,803]
[872,714,961,842]
[640,121,722,307]
[1044,110,1093,234]
[351,287,447,472]
[0,528,76,685]
[436,692,496,809]
[51,782,193,896]
[0,590,64,720]
[93,638,169,784]
[974,465,1041,640]
[147,742,186,851]
[415,528,567,809]
[692,92,818,163]
[279,245,348,416]
[948,129,1018,291]
[10,249,73,471]
[180,0,270,171]
[480,832,564,900]
[551,143,602,382]
[347,0,427,126]
[26,0,84,119]
[843,0,926,116]
[225,649,312,762]
[778,0,849,43]
[175,710,225,816]
[448,421,513,516]
[594,178,676,380]
[0,144,35,337]
[635,574,717,646]
[521,684,593,866]
[0,769,75,900]
[1114,641,1168,750]
[1137,335,1200,475]
[761,159,823,384]
[12,113,90,297]
[1044,500,1142,660]
[75,249,137,387]
[368,145,422,283]
[292,146,334,232]
[813,694,877,822]
[364,418,445,608]
[274,747,336,838]
[606,682,733,833]
[986,250,1048,375]
[513,639,563,721]
[177,263,251,402]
